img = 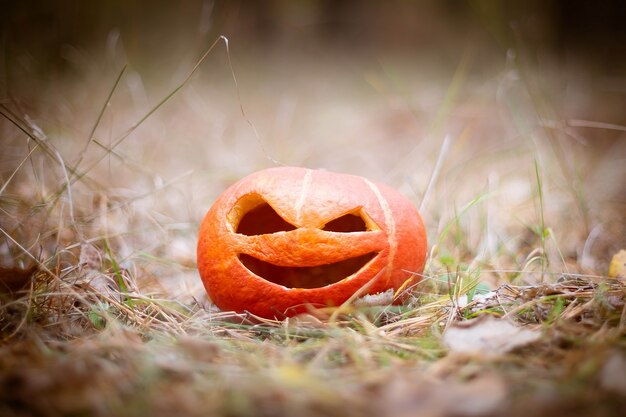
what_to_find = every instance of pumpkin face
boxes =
[197,167,427,319]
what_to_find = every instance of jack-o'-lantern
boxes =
[197,167,427,319]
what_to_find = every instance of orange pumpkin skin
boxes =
[197,167,427,319]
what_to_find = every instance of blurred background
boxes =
[4,1,626,73]
[1,0,625,298]
[3,1,626,83]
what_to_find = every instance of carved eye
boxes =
[236,202,296,236]
[322,211,370,233]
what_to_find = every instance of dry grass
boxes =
[1,27,626,417]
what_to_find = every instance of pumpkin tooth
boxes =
[238,252,379,289]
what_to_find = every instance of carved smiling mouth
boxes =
[239,252,379,289]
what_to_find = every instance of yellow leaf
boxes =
[608,249,626,279]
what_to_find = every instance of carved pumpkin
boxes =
[197,167,427,319]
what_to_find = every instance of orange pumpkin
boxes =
[197,167,427,319]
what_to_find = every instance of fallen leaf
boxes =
[378,372,507,417]
[0,266,36,294]
[85,270,122,302]
[608,249,626,279]
[286,313,326,329]
[444,315,541,355]
[79,243,102,270]
[599,351,626,395]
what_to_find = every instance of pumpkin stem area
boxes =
[238,252,378,289]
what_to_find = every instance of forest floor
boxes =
[1,36,625,417]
